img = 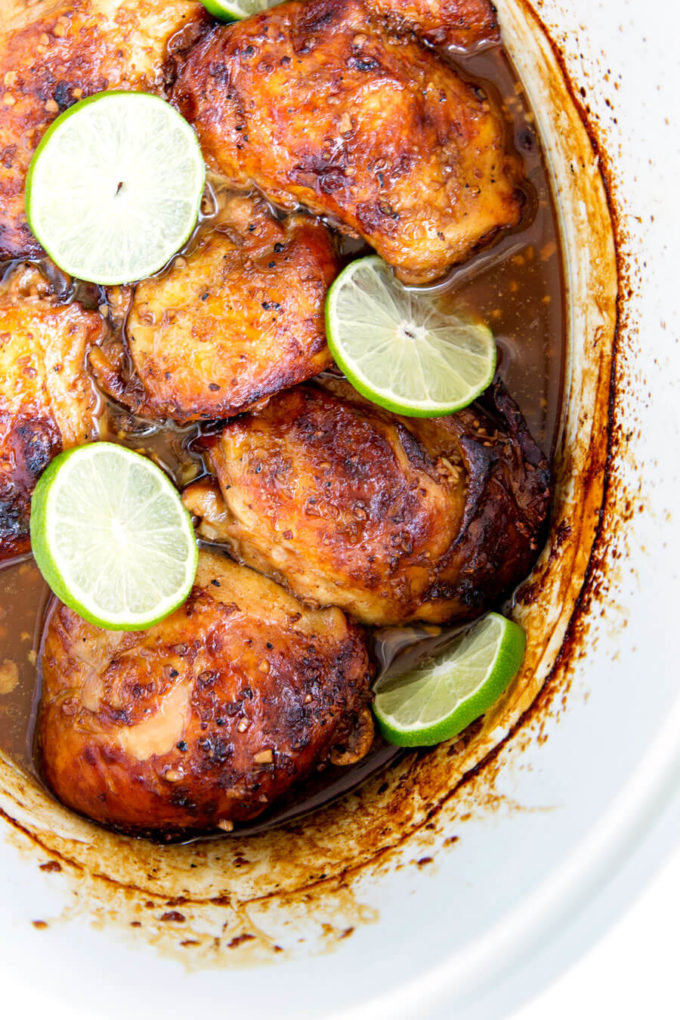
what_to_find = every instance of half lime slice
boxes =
[201,0,283,19]
[373,613,526,747]
[26,91,205,286]
[30,444,198,631]
[326,255,496,417]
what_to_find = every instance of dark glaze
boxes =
[38,550,373,837]
[90,194,338,423]
[173,0,524,285]
[0,40,566,837]
[205,377,551,626]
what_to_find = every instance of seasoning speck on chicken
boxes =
[38,550,374,837]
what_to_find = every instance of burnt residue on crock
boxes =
[0,0,631,966]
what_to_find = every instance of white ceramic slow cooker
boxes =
[1,0,678,1016]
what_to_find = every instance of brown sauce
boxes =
[0,41,566,839]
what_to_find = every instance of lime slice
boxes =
[30,444,198,631]
[201,0,282,19]
[325,255,497,417]
[372,613,525,746]
[25,91,205,286]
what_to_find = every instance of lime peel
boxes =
[372,613,526,747]
[201,0,283,20]
[30,443,198,631]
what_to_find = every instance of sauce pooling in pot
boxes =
[0,42,565,838]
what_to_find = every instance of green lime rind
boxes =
[325,255,497,419]
[200,0,238,20]
[372,613,526,747]
[30,444,198,632]
[201,0,281,20]
[25,91,205,286]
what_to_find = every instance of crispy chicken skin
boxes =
[0,267,104,558]
[0,0,209,259]
[173,0,523,285]
[89,195,338,424]
[364,0,499,50]
[184,379,551,627]
[38,549,374,836]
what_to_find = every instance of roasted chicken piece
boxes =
[90,194,338,424]
[38,549,374,836]
[362,0,499,49]
[173,0,523,285]
[184,379,551,627]
[0,267,105,558]
[0,0,209,259]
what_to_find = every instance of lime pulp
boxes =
[372,613,526,747]
[30,443,198,631]
[325,255,497,417]
[201,0,283,20]
[25,91,205,286]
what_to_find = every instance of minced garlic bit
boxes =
[0,659,19,695]
[253,749,274,765]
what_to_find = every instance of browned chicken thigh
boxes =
[173,0,523,285]
[184,379,551,627]
[90,194,338,423]
[38,549,374,836]
[362,0,499,49]
[0,0,209,259]
[0,267,105,558]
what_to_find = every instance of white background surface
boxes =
[516,806,680,1018]
[523,854,680,1018]
[1,3,679,1019]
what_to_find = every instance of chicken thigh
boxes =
[362,0,499,50]
[0,0,209,259]
[90,194,338,423]
[0,266,105,558]
[173,0,523,285]
[38,548,374,836]
[184,378,551,627]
